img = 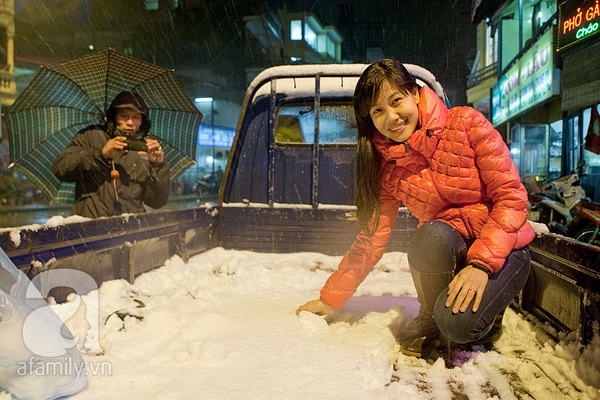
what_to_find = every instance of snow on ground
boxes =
[9,248,600,399]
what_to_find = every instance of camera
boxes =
[125,138,148,152]
[116,130,149,152]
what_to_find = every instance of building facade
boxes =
[558,0,600,198]
[468,0,600,201]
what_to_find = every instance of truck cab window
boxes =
[275,104,357,144]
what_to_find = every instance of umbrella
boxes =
[6,49,203,204]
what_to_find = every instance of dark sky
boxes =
[300,0,477,103]
[13,0,476,104]
[290,0,475,61]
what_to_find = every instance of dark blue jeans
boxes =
[407,220,531,344]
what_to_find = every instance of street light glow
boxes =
[194,97,214,103]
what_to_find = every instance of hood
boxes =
[373,85,447,161]
[106,91,151,134]
[109,91,149,115]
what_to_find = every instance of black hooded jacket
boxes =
[52,92,170,218]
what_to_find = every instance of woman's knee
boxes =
[407,221,465,273]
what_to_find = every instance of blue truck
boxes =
[1,63,599,343]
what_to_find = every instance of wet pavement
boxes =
[0,194,217,229]
[0,204,72,228]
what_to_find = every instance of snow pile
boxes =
[4,248,598,399]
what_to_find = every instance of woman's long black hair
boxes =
[353,59,419,235]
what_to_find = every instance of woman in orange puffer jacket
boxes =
[296,59,535,358]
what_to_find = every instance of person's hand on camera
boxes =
[145,138,164,163]
[102,136,127,159]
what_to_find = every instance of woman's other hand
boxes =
[446,265,489,314]
[295,299,333,316]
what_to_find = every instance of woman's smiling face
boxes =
[369,80,420,143]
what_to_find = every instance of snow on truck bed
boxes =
[32,248,600,400]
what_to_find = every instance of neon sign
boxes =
[492,29,559,126]
[557,0,600,51]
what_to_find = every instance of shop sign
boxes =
[197,125,235,147]
[557,0,600,51]
[491,29,558,126]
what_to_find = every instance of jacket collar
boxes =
[372,85,447,161]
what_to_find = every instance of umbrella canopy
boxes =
[7,49,203,204]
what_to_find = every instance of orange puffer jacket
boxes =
[320,86,535,309]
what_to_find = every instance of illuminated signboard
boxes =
[557,0,600,51]
[492,29,559,126]
[197,125,235,147]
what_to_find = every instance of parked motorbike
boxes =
[524,173,587,234]
[194,173,220,198]
[565,200,600,246]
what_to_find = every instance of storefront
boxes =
[489,0,600,202]
[491,26,563,183]
[557,0,600,201]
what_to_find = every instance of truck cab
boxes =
[222,63,447,208]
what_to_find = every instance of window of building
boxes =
[510,124,554,180]
[288,16,340,61]
[316,33,335,58]
[583,106,600,173]
[485,22,496,66]
[581,106,600,200]
[522,1,536,47]
[500,12,519,71]
[524,0,555,47]
[146,0,158,11]
[304,24,317,50]
[317,34,327,55]
[497,0,557,71]
[326,37,336,59]
[290,20,302,41]
[0,27,7,70]
[145,0,178,10]
[565,114,581,174]
[549,120,562,180]
[533,1,555,36]
[523,125,549,178]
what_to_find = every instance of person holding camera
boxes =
[53,91,170,218]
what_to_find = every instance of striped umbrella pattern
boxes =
[7,49,203,204]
